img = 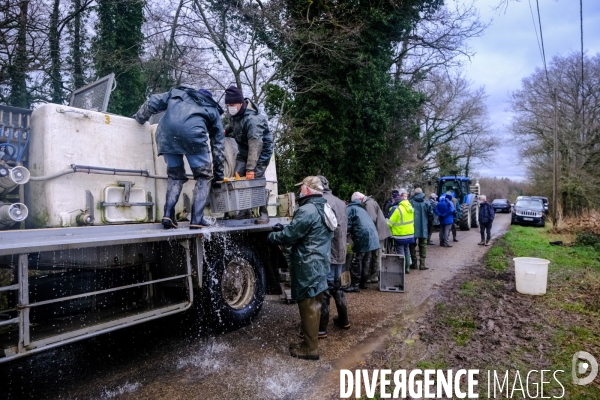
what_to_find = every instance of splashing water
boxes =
[102,381,140,398]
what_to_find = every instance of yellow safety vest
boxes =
[387,200,415,238]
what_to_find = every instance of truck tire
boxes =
[470,202,479,228]
[459,203,471,230]
[205,243,266,331]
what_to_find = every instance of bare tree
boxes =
[413,71,492,176]
[392,0,488,85]
[510,52,600,214]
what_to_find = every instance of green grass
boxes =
[502,225,600,273]
[458,280,477,296]
[488,225,600,398]
[416,360,449,369]
[484,244,509,271]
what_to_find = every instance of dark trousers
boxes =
[480,221,492,242]
[409,237,427,266]
[427,221,433,242]
[439,224,451,246]
[351,252,371,287]
[451,222,457,239]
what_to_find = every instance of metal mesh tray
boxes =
[209,178,267,213]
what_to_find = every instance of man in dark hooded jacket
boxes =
[346,198,380,291]
[317,175,350,337]
[133,87,225,230]
[409,188,433,270]
[223,86,273,224]
[268,176,334,360]
[353,192,391,283]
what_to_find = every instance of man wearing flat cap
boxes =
[223,86,273,224]
[267,176,335,360]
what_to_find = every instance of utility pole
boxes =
[552,88,558,228]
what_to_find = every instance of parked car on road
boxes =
[530,196,549,212]
[511,197,546,227]
[491,198,511,213]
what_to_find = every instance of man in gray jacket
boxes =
[353,192,391,283]
[133,87,225,230]
[317,176,350,337]
[224,86,273,224]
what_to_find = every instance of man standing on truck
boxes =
[317,175,350,337]
[267,176,334,360]
[223,86,274,224]
[133,87,225,230]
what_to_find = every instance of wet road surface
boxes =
[0,214,511,399]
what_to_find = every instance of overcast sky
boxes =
[461,0,600,181]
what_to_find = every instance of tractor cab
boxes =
[435,176,479,230]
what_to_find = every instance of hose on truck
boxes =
[28,164,194,181]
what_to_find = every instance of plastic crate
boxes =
[379,253,405,292]
[209,178,267,213]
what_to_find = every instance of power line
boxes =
[580,0,585,140]
[527,0,544,67]
[535,0,550,86]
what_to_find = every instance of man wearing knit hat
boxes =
[224,86,273,224]
[268,176,334,360]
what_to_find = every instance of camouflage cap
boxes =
[295,176,324,191]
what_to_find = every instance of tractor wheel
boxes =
[470,202,479,228]
[459,203,471,230]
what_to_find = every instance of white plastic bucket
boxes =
[514,257,550,295]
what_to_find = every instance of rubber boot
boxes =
[332,288,350,329]
[255,205,269,225]
[290,293,322,360]
[189,179,212,229]
[318,289,331,338]
[235,209,252,220]
[162,178,185,229]
[419,258,429,270]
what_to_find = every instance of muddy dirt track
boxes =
[1,214,511,400]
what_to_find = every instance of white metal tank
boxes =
[27,104,278,228]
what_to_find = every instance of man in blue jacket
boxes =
[133,87,225,230]
[224,86,274,224]
[478,194,495,246]
[435,194,455,247]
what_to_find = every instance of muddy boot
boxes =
[290,293,322,360]
[332,289,350,329]
[235,209,252,220]
[318,289,331,338]
[419,258,429,270]
[162,169,187,229]
[189,178,212,229]
[255,205,269,225]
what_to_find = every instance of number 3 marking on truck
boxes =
[104,114,110,124]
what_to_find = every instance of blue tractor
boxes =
[436,176,479,230]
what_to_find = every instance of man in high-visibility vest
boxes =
[386,189,415,273]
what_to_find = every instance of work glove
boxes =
[272,223,284,232]
[131,114,143,124]
[212,180,222,189]
[245,171,255,180]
